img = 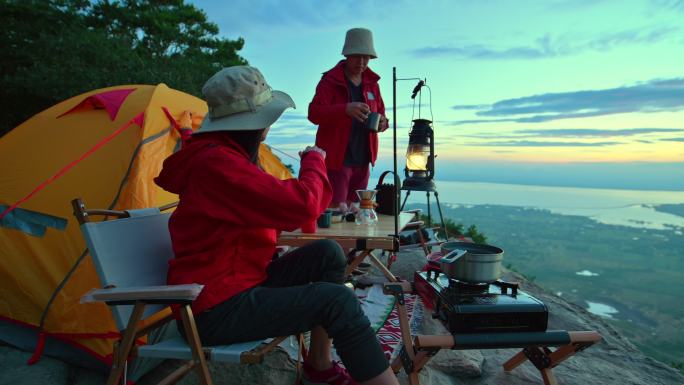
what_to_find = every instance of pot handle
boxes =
[439,248,467,264]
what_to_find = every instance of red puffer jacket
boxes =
[308,60,386,170]
[154,133,331,314]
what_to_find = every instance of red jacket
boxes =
[308,60,385,170]
[154,133,332,314]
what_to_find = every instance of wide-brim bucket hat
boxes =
[197,66,295,133]
[342,28,377,58]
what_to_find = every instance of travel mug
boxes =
[366,112,380,132]
[317,209,332,228]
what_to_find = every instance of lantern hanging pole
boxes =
[393,67,398,243]
[392,67,424,245]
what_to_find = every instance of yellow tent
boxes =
[0,84,293,373]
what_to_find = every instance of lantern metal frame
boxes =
[402,118,436,191]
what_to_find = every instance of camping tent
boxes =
[0,84,293,374]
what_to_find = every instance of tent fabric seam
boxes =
[36,249,89,329]
[107,126,171,211]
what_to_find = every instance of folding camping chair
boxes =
[71,198,298,385]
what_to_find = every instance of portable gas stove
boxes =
[414,270,548,333]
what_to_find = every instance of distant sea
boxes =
[369,179,684,230]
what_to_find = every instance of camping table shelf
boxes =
[277,212,415,282]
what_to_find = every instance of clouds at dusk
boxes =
[466,140,621,147]
[411,25,679,59]
[451,78,684,124]
[515,128,684,137]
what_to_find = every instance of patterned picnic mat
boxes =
[357,283,422,360]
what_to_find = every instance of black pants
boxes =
[189,239,389,382]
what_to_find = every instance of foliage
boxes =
[0,0,247,136]
[465,224,487,244]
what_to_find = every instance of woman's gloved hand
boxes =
[379,115,389,132]
[299,146,326,160]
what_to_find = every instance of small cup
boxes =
[301,220,317,234]
[330,211,344,223]
[317,209,332,228]
[366,112,380,132]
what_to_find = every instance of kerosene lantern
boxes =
[402,118,436,192]
[399,117,447,238]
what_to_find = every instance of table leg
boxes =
[345,250,399,282]
[390,354,403,373]
[345,250,371,277]
[367,251,397,282]
[503,350,528,371]
[540,368,558,385]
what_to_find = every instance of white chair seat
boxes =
[138,336,266,363]
[138,337,194,360]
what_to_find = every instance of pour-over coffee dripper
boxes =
[355,189,378,225]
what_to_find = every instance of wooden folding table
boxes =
[277,212,415,282]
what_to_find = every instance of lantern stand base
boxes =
[400,181,449,243]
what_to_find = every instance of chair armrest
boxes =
[403,221,425,230]
[403,209,422,220]
[403,209,422,215]
[81,284,204,304]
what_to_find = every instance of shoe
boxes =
[357,262,371,272]
[302,361,357,385]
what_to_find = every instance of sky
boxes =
[189,0,684,190]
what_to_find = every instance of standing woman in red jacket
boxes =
[155,66,399,385]
[308,28,389,214]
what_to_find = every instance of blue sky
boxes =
[189,0,684,190]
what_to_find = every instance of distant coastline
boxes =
[435,177,684,192]
[368,160,684,192]
[654,203,684,218]
[369,178,684,230]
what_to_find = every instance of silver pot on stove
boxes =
[439,241,504,283]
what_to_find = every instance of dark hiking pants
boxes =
[186,239,389,381]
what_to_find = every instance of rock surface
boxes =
[1,248,683,385]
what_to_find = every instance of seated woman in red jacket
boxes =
[155,66,398,385]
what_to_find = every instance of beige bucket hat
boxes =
[197,66,295,133]
[341,28,377,58]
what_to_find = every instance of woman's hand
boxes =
[300,146,326,160]
[345,102,370,122]
[378,115,389,132]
